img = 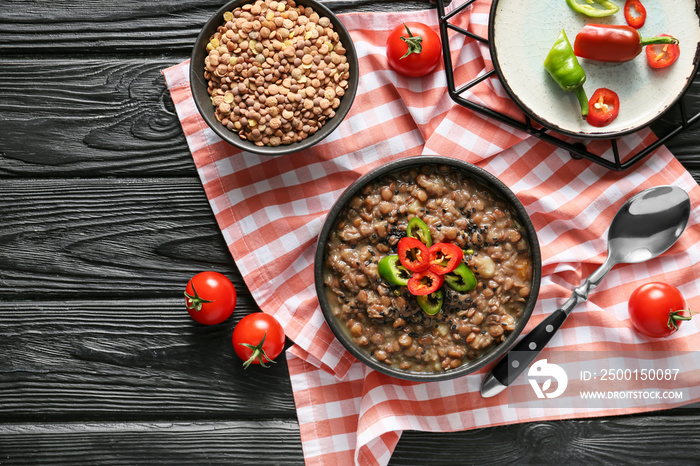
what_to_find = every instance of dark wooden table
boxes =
[2,0,700,463]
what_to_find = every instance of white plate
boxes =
[488,0,700,137]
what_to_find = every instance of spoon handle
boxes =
[481,257,616,398]
[481,307,569,396]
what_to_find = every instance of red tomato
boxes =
[386,22,442,77]
[628,282,693,338]
[233,313,286,368]
[397,236,430,272]
[624,0,646,29]
[646,35,680,68]
[427,242,463,275]
[184,271,237,325]
[407,269,444,296]
[586,88,620,127]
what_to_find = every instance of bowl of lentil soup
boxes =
[190,0,358,155]
[315,157,541,381]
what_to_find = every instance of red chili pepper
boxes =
[586,88,620,127]
[397,236,429,272]
[407,269,444,296]
[427,242,463,275]
[574,24,678,62]
[646,35,681,68]
[624,0,646,29]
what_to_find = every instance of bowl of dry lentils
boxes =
[315,156,542,381]
[190,0,358,155]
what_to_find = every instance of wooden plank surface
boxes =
[2,0,700,463]
[0,178,238,297]
[0,299,296,421]
[1,59,699,178]
[0,0,430,53]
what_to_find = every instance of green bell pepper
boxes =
[566,0,619,17]
[378,255,411,286]
[417,289,443,315]
[444,263,477,292]
[544,30,589,118]
[406,217,432,247]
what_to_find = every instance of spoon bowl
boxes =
[608,186,691,264]
[481,185,691,397]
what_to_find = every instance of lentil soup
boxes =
[320,163,538,375]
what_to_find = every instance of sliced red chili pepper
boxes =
[624,0,646,29]
[646,35,680,68]
[427,242,463,275]
[397,236,429,272]
[407,269,444,296]
[586,88,620,127]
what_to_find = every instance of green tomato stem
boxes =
[400,23,423,59]
[184,283,215,312]
[239,331,277,369]
[667,309,694,331]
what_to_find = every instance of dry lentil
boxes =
[204,0,350,147]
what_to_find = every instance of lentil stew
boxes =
[316,157,541,380]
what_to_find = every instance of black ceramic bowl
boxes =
[314,156,542,381]
[190,0,359,156]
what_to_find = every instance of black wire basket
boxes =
[435,0,700,171]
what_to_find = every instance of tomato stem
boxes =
[184,282,215,312]
[239,331,277,369]
[667,309,694,331]
[400,22,423,59]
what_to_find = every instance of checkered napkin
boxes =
[163,1,700,464]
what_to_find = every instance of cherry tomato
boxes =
[397,236,430,272]
[233,313,286,368]
[646,35,680,69]
[586,88,620,127]
[407,269,444,296]
[184,271,237,325]
[624,0,646,29]
[628,282,693,338]
[427,242,463,275]
[386,22,442,78]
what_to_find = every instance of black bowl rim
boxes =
[189,0,359,156]
[314,156,542,382]
[487,0,700,139]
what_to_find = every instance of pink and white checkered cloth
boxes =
[164,2,700,464]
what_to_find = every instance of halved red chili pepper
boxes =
[586,88,620,127]
[646,35,680,68]
[574,24,678,62]
[397,236,429,272]
[624,0,646,29]
[407,269,444,296]
[427,242,463,275]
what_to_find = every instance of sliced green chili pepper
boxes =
[544,29,589,118]
[377,255,411,286]
[566,0,619,17]
[444,263,477,292]
[406,217,432,247]
[417,289,443,315]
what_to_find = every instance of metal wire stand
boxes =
[435,0,700,170]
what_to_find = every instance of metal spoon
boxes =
[481,185,691,398]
